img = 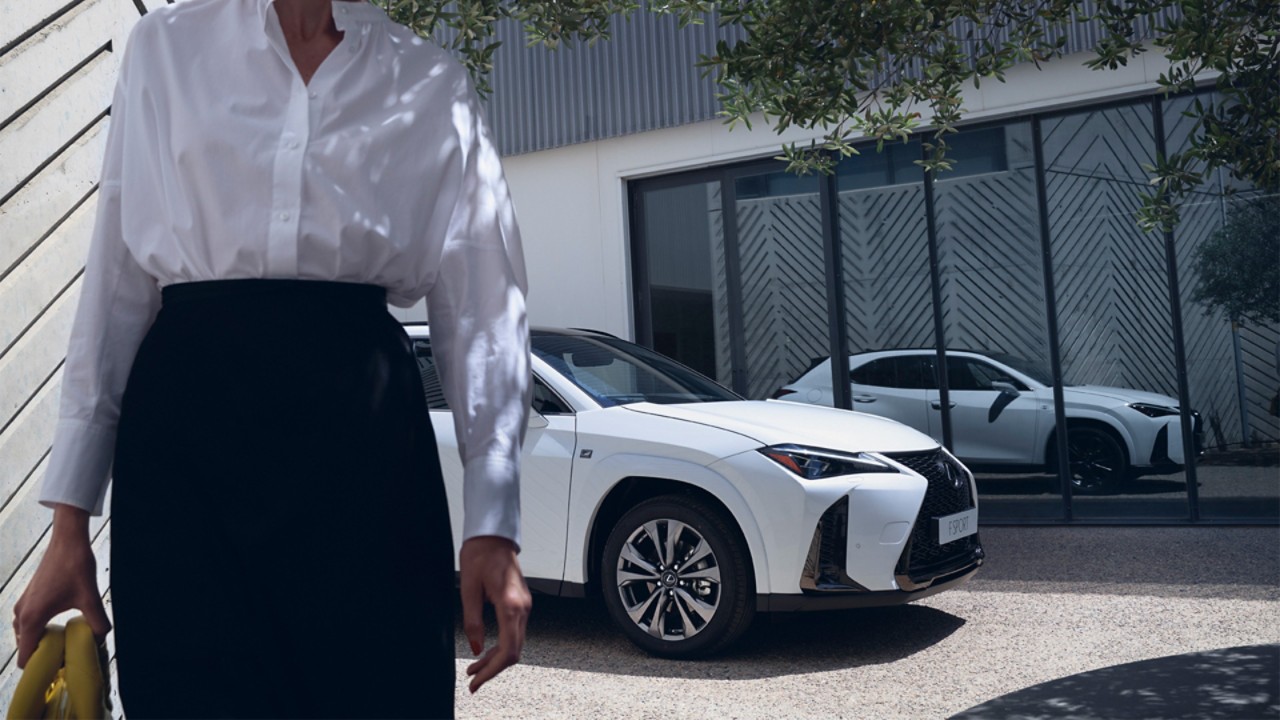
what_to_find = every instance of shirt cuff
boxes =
[460,455,520,551]
[39,419,115,516]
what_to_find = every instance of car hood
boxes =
[622,400,938,454]
[1063,385,1180,407]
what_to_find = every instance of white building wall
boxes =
[502,47,1174,339]
[0,0,167,710]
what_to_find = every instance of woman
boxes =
[11,0,532,716]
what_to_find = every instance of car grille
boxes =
[886,449,979,587]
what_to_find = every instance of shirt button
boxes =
[309,91,318,99]
[287,139,300,149]
[279,212,290,221]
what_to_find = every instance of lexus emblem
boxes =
[938,460,963,490]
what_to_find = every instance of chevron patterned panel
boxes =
[839,185,934,353]
[1042,104,1181,397]
[1240,322,1280,444]
[934,167,1048,361]
[735,195,829,399]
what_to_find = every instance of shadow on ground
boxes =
[455,597,965,679]
[951,644,1280,720]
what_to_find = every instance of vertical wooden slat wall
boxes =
[0,0,163,713]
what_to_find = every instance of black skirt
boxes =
[110,279,455,719]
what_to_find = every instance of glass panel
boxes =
[835,141,937,465]
[1166,92,1280,520]
[732,170,828,399]
[640,181,727,384]
[1042,102,1188,519]
[932,122,1063,520]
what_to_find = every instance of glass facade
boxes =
[629,91,1279,524]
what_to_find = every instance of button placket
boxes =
[266,79,311,275]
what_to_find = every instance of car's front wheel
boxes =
[600,495,754,658]
[1050,425,1128,493]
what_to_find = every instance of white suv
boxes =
[409,327,984,657]
[775,349,1203,492]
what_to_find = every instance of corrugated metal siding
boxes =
[486,2,1181,157]
[487,10,744,156]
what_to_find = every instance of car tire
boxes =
[600,495,755,658]
[1049,426,1128,493]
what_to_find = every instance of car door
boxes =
[414,339,575,582]
[928,356,1040,464]
[846,356,932,435]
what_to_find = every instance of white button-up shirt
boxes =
[40,0,532,547]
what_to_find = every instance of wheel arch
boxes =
[577,473,767,599]
[1044,416,1133,469]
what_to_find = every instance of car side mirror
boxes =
[528,411,550,429]
[991,380,1020,397]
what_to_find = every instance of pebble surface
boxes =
[453,526,1280,719]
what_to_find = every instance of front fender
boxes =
[564,454,771,596]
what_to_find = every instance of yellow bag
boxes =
[6,616,110,720]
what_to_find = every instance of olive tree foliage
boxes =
[1191,196,1280,327]
[378,0,1278,232]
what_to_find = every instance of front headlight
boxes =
[1128,402,1179,418]
[759,444,898,480]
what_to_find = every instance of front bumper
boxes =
[758,553,982,611]
[771,448,984,610]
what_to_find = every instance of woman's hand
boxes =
[12,505,112,668]
[459,536,531,693]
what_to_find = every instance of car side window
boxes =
[974,361,1029,391]
[416,339,571,415]
[850,358,895,387]
[532,378,573,415]
[413,340,450,410]
[946,358,984,391]
[895,357,934,389]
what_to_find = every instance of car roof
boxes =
[848,348,1003,360]
[402,323,620,340]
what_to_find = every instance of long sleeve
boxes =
[425,84,531,549]
[39,45,162,515]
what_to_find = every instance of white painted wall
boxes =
[0,0,170,712]
[502,46,1178,339]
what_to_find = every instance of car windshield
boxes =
[531,333,742,407]
[985,352,1072,387]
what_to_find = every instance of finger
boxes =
[80,592,112,639]
[460,572,485,657]
[466,645,514,694]
[16,616,43,670]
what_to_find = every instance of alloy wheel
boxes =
[1066,428,1125,492]
[614,518,722,641]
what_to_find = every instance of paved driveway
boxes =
[452,526,1280,719]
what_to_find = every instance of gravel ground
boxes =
[452,526,1280,719]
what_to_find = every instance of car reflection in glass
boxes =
[775,349,1204,493]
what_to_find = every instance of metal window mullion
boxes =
[921,151,953,452]
[720,172,750,396]
[820,171,851,410]
[1031,115,1074,520]
[1151,95,1201,521]
[628,181,654,347]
